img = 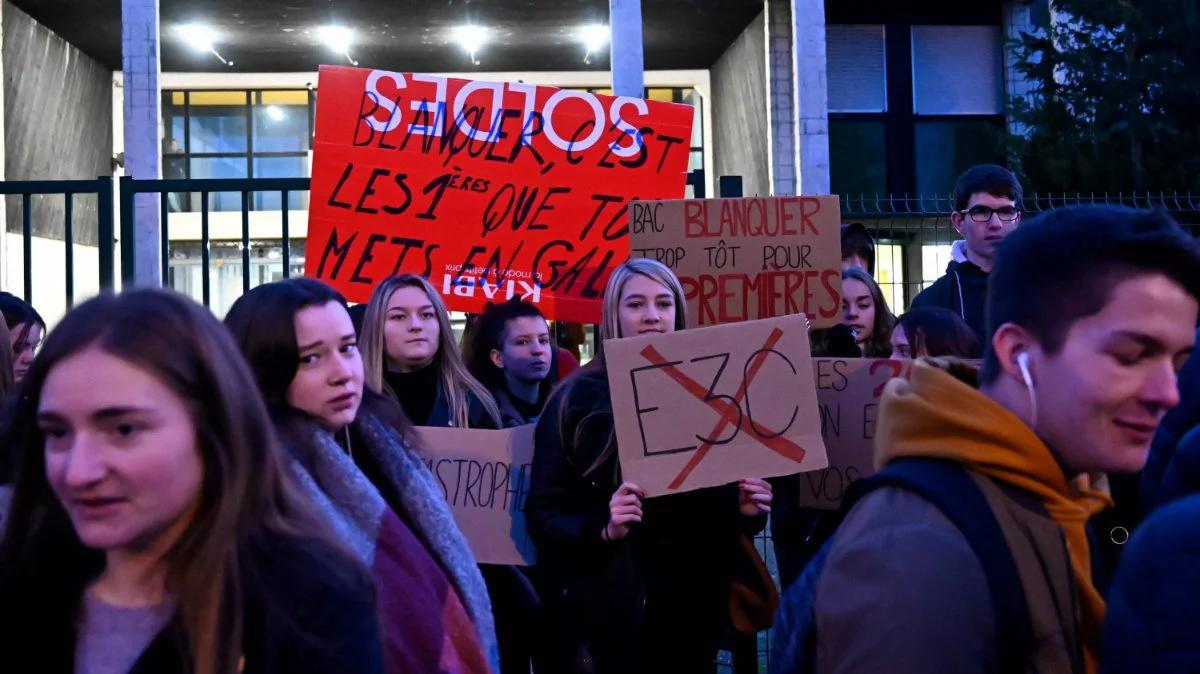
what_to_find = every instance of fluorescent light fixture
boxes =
[452,25,489,63]
[177,23,217,52]
[579,24,609,53]
[316,25,358,65]
[266,105,285,121]
[318,25,353,53]
[175,24,232,66]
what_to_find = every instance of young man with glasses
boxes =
[911,164,1023,345]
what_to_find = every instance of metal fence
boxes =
[0,177,115,308]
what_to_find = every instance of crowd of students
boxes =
[0,162,1196,673]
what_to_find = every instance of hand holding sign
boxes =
[738,478,773,516]
[604,482,645,541]
[605,313,828,497]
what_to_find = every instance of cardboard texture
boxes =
[306,66,695,322]
[628,196,844,328]
[413,425,538,565]
[605,313,829,497]
[798,358,915,509]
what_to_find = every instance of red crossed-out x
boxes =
[638,327,809,490]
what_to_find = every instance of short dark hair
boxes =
[980,206,1200,383]
[897,307,980,359]
[841,222,875,274]
[953,164,1023,213]
[467,299,555,394]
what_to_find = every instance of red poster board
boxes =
[305,66,695,322]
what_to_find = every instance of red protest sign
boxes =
[305,66,695,322]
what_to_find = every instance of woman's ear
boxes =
[489,348,505,370]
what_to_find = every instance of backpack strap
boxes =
[842,458,1034,674]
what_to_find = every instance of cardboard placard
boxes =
[798,358,914,509]
[628,196,844,328]
[605,313,829,497]
[306,66,695,322]
[413,425,537,566]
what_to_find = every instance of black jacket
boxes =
[5,535,382,674]
[911,257,990,344]
[527,366,764,673]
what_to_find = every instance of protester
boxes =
[225,278,499,674]
[889,307,980,359]
[911,164,1023,342]
[468,299,558,427]
[0,291,46,383]
[774,205,1200,674]
[0,290,383,673]
[1101,492,1200,674]
[360,274,502,429]
[1141,333,1200,510]
[841,267,895,358]
[840,223,875,274]
[528,258,773,674]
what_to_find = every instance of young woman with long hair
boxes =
[0,291,46,383]
[890,306,981,359]
[360,274,502,428]
[0,289,382,674]
[840,267,896,358]
[225,278,498,674]
[527,258,774,674]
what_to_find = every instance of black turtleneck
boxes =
[384,363,439,426]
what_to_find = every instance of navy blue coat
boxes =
[1142,329,1200,510]
[1102,492,1200,673]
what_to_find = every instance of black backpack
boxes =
[771,458,1033,674]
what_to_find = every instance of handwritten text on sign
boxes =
[413,425,537,566]
[306,66,695,322]
[797,358,914,509]
[605,314,828,497]
[628,196,844,328]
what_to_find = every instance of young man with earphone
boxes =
[774,205,1200,674]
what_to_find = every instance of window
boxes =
[162,88,315,212]
[827,25,887,113]
[829,120,886,197]
[915,119,1005,196]
[911,26,1003,115]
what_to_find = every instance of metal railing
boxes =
[0,177,115,307]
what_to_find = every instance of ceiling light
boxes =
[452,25,489,65]
[176,24,233,66]
[579,24,609,54]
[317,25,358,66]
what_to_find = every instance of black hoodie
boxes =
[911,254,990,344]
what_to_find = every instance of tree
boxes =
[1008,0,1200,192]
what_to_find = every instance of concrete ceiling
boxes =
[10,0,764,72]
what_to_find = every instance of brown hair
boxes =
[0,290,336,673]
[842,267,896,358]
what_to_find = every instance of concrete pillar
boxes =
[765,0,796,196]
[791,0,830,195]
[609,0,645,98]
[0,0,7,291]
[121,0,161,287]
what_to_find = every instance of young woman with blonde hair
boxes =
[527,258,773,674]
[361,274,501,429]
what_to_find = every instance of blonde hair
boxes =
[600,258,689,341]
[361,275,501,428]
[557,259,688,478]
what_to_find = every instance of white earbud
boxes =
[1016,351,1038,425]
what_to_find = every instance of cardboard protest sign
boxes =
[798,358,914,509]
[413,425,537,566]
[605,313,828,497]
[306,66,695,322]
[628,196,843,328]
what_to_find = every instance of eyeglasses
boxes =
[959,205,1021,223]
